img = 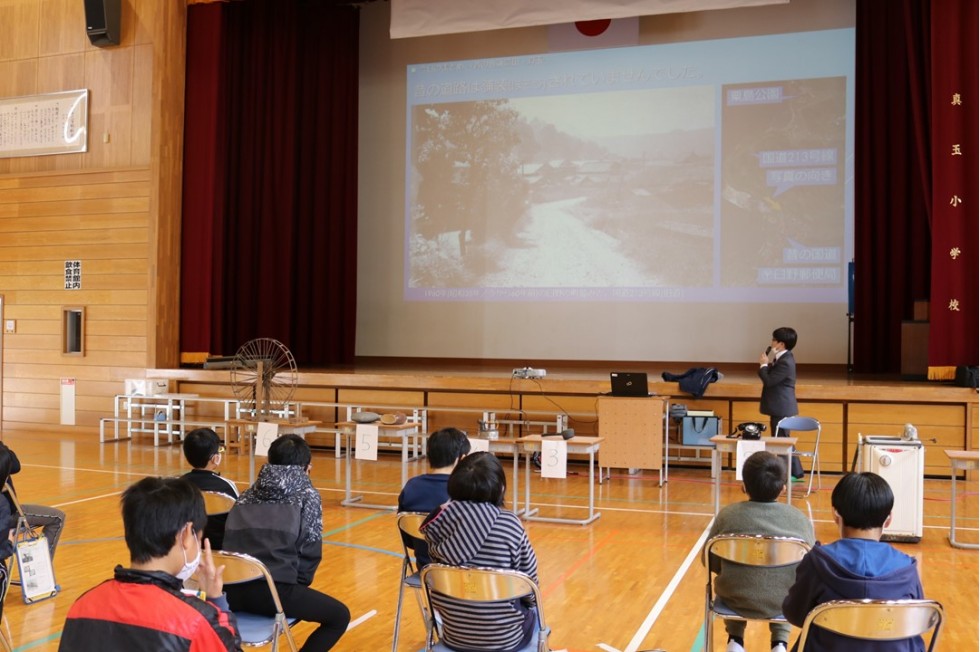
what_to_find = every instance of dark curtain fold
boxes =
[853,0,933,373]
[180,3,227,356]
[181,0,358,365]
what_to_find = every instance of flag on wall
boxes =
[927,0,978,378]
[548,18,639,51]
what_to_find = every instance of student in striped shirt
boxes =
[421,452,539,652]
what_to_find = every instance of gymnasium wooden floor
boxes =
[0,429,975,652]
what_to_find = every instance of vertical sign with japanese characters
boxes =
[64,260,81,290]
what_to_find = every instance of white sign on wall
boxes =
[0,89,88,158]
[64,260,81,290]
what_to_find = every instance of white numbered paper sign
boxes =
[540,439,568,479]
[254,422,280,457]
[735,439,766,480]
[467,437,490,453]
[355,424,379,461]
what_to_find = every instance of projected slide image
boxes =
[408,86,715,295]
[720,76,847,288]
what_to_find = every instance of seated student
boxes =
[0,440,65,561]
[705,451,815,652]
[0,446,18,623]
[397,427,471,567]
[182,427,239,550]
[421,451,539,652]
[782,472,924,652]
[223,434,350,652]
[60,477,241,651]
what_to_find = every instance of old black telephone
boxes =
[729,421,767,439]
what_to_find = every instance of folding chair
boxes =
[419,564,549,652]
[776,416,822,496]
[392,512,429,652]
[796,599,943,651]
[703,534,811,651]
[4,482,58,602]
[202,491,236,516]
[212,550,299,652]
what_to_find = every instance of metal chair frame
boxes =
[703,534,811,651]
[392,512,430,652]
[419,564,548,652]
[796,599,943,651]
[212,550,298,652]
[776,416,822,496]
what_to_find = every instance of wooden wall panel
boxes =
[0,169,152,431]
[848,403,966,476]
[0,1,40,62]
[0,59,37,97]
[38,0,89,56]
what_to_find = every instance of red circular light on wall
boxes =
[574,19,612,37]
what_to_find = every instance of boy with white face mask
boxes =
[60,477,242,651]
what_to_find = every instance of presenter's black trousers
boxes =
[770,416,805,478]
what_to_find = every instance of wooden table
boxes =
[944,449,979,549]
[519,435,603,525]
[225,418,321,482]
[709,435,798,514]
[336,421,422,510]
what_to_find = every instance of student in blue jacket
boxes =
[782,472,925,652]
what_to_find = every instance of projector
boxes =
[512,367,546,379]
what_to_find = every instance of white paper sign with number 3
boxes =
[355,424,379,461]
[540,439,567,479]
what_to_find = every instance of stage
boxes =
[150,358,977,476]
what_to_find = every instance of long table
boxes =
[336,421,422,510]
[520,435,603,526]
[709,435,798,514]
[944,449,979,549]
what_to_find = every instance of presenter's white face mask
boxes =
[177,526,202,581]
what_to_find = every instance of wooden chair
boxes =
[703,534,811,651]
[419,564,548,652]
[212,550,298,651]
[776,416,822,496]
[392,512,429,652]
[796,599,943,651]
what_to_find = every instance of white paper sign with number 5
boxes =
[540,439,567,479]
[355,424,379,461]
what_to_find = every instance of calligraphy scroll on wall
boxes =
[0,89,88,159]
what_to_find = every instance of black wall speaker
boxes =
[84,0,121,47]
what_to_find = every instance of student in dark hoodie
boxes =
[223,434,350,652]
[421,452,539,652]
[782,472,924,652]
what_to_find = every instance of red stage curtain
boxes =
[853,0,933,374]
[927,0,978,377]
[181,0,359,365]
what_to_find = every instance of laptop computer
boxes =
[609,372,651,397]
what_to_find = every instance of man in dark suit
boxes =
[758,326,804,479]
